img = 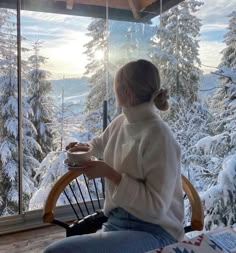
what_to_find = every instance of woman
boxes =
[44,59,184,253]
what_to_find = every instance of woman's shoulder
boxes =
[146,117,173,136]
[114,113,125,122]
[111,114,125,125]
[107,114,125,131]
[144,118,180,149]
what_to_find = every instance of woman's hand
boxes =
[70,160,121,185]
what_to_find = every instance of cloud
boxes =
[20,10,92,78]
[198,0,236,26]
[201,24,227,33]
[21,29,91,78]
[199,41,225,73]
[197,0,236,43]
[21,10,91,35]
[22,11,69,22]
[197,0,235,73]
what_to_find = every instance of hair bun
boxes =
[154,88,169,111]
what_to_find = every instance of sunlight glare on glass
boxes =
[94,50,104,60]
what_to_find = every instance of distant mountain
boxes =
[50,73,220,102]
[51,76,90,98]
[199,73,221,98]
[50,77,90,116]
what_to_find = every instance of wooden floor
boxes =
[0,225,65,253]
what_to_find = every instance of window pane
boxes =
[0,5,19,217]
[107,7,158,117]
[20,9,105,211]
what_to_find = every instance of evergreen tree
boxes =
[221,11,236,70]
[51,85,87,149]
[0,11,40,214]
[114,24,139,69]
[111,24,139,118]
[0,9,10,60]
[164,99,211,228]
[29,151,102,210]
[198,72,236,229]
[193,12,236,229]
[165,99,210,179]
[151,0,203,103]
[114,22,155,71]
[83,18,114,137]
[27,41,55,162]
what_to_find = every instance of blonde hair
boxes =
[114,59,169,111]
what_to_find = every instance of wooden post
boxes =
[103,100,108,131]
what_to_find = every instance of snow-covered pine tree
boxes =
[221,11,236,70]
[111,23,139,117]
[114,24,138,68]
[29,151,103,210]
[50,84,87,149]
[27,40,55,162]
[163,98,211,227]
[207,11,236,154]
[110,22,155,117]
[166,99,210,178]
[151,0,203,103]
[211,11,236,124]
[201,79,236,229]
[29,151,69,210]
[0,8,10,57]
[194,12,236,230]
[0,11,41,215]
[0,9,10,166]
[83,18,114,137]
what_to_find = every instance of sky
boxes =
[197,0,236,74]
[20,0,236,79]
[21,12,91,79]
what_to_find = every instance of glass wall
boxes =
[20,10,99,211]
[20,3,159,213]
[107,11,159,121]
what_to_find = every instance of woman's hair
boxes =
[114,59,169,111]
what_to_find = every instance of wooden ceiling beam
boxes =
[0,0,184,23]
[128,0,141,19]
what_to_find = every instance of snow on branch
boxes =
[212,66,236,84]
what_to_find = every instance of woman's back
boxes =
[92,102,185,241]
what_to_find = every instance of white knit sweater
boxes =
[89,102,184,241]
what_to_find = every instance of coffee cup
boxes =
[67,144,92,166]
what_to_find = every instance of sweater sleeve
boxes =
[88,115,124,159]
[88,126,110,159]
[111,130,181,219]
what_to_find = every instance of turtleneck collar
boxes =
[122,102,159,123]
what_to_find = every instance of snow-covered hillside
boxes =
[199,73,220,98]
[51,77,90,115]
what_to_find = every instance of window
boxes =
[0,0,235,234]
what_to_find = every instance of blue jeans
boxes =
[44,208,177,253]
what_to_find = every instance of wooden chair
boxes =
[43,171,204,236]
[181,175,204,233]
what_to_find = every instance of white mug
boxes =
[67,144,92,166]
